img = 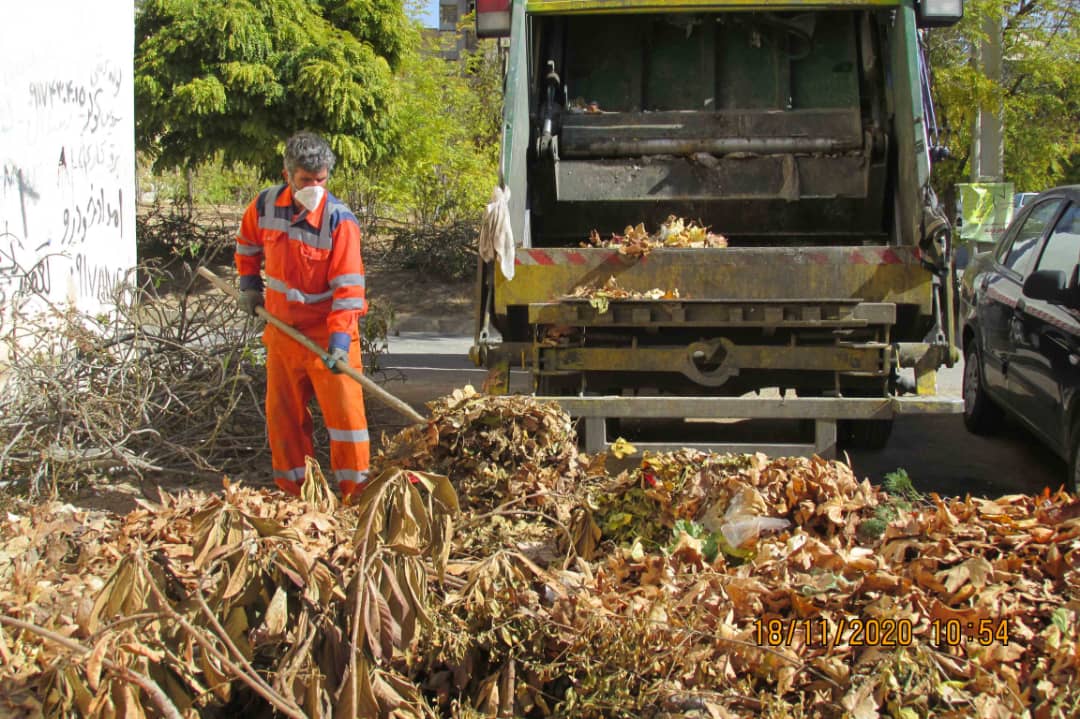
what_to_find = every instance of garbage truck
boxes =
[470,0,965,457]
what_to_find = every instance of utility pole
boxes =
[958,0,1012,254]
[970,3,1004,182]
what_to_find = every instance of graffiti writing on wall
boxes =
[2,162,39,239]
[0,220,52,310]
[59,186,124,247]
[58,140,122,175]
[27,59,123,136]
[74,253,127,304]
[0,14,134,315]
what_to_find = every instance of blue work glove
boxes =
[238,275,264,317]
[323,332,351,373]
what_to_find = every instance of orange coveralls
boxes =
[234,183,369,498]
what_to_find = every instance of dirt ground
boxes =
[367,266,475,335]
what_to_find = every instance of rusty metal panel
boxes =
[528,299,893,328]
[892,396,961,414]
[527,0,900,13]
[547,395,898,419]
[540,344,883,374]
[533,191,888,241]
[497,247,933,314]
[790,12,860,108]
[851,303,896,324]
[716,13,785,109]
[643,15,716,110]
[560,109,863,151]
[555,157,870,203]
[551,394,962,419]
[564,16,643,112]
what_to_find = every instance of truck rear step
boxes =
[548,395,961,459]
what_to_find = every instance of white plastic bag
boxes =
[703,486,791,548]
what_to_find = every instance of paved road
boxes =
[374,333,1065,498]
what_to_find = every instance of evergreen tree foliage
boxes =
[135,0,418,177]
[926,0,1080,193]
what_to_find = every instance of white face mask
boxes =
[293,185,325,212]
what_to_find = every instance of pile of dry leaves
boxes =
[376,386,581,514]
[1,392,1078,718]
[586,215,728,259]
[564,276,682,314]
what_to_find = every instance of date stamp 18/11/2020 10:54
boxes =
[754,616,1010,650]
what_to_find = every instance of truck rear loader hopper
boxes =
[471,0,965,458]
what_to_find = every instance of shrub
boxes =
[383,221,478,281]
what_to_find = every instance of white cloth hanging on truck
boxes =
[478,185,515,281]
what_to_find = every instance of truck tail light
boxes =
[476,0,511,38]
[916,0,964,28]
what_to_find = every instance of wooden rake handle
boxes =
[197,266,426,425]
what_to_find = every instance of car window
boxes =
[994,200,1040,263]
[994,210,1024,263]
[1035,203,1080,280]
[1001,199,1063,275]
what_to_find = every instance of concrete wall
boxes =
[0,2,136,319]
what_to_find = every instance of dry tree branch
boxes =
[191,585,282,704]
[136,554,308,719]
[0,257,269,494]
[0,614,183,719]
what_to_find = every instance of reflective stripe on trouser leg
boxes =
[264,325,316,487]
[309,338,370,489]
[273,466,307,496]
[273,467,307,484]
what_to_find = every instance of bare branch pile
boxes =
[1,393,1078,718]
[0,262,267,495]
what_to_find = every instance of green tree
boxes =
[350,25,502,227]
[926,0,1080,194]
[135,0,418,178]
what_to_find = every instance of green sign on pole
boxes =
[957,182,1014,249]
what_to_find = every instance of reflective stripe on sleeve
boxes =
[235,242,263,256]
[332,298,367,311]
[329,273,366,289]
[327,428,370,443]
[265,276,334,304]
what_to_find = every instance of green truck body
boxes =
[472,0,963,456]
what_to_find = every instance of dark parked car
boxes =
[959,185,1080,491]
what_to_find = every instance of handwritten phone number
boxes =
[754,617,1010,649]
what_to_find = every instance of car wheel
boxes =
[962,343,1002,435]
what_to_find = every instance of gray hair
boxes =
[283,131,336,174]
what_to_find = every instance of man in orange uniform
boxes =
[234,131,369,501]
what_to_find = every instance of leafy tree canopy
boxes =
[347,27,502,227]
[135,0,418,178]
[927,0,1080,194]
